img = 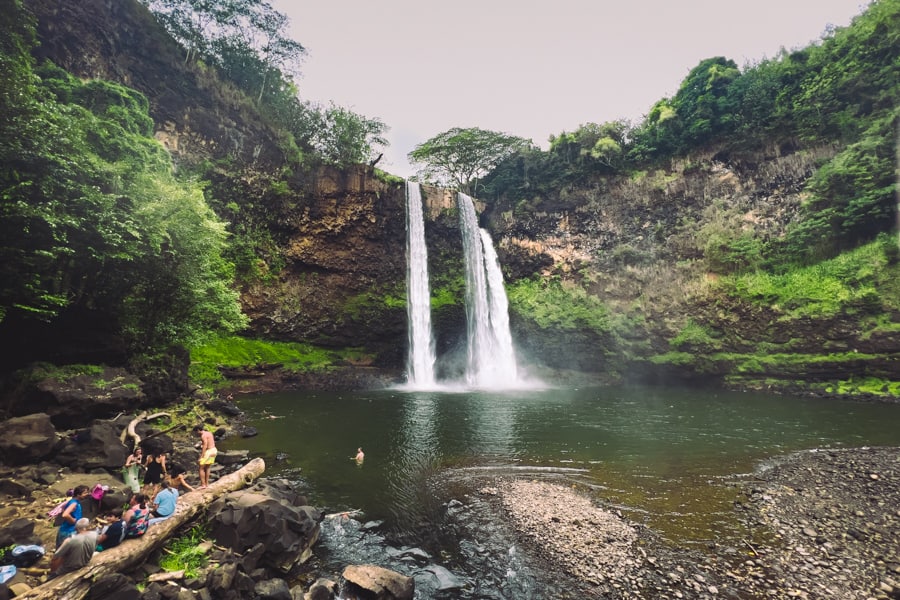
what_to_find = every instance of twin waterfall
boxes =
[405,181,437,387]
[405,182,519,390]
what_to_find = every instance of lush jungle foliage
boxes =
[483,0,899,266]
[0,0,246,356]
[138,0,388,170]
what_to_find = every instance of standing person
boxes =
[148,481,178,525]
[355,447,365,464]
[122,447,142,493]
[193,425,217,488]
[49,518,97,578]
[142,451,167,496]
[56,486,90,549]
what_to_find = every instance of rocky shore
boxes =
[480,446,900,599]
[1,397,897,600]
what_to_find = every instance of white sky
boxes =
[272,0,869,178]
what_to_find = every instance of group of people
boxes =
[49,425,217,579]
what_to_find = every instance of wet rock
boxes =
[416,564,464,592]
[342,564,414,600]
[302,578,336,600]
[215,449,250,466]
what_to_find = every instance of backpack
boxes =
[10,545,45,568]
[125,508,149,538]
[48,498,77,527]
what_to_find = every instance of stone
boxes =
[88,573,141,600]
[254,578,291,600]
[0,518,35,548]
[303,578,336,600]
[208,484,323,574]
[53,420,130,470]
[417,564,464,592]
[0,414,59,465]
[342,564,414,600]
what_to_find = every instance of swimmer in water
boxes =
[354,447,365,464]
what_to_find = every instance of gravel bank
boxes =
[488,446,900,599]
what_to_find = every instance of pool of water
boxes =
[222,385,900,549]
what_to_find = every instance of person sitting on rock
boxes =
[166,462,195,493]
[148,480,178,525]
[50,518,97,578]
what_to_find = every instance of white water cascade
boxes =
[457,192,519,388]
[405,181,436,387]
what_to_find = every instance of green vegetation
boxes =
[0,7,246,357]
[670,320,721,352]
[408,127,531,195]
[507,278,610,334]
[721,240,899,318]
[483,0,898,266]
[189,335,369,388]
[158,524,209,578]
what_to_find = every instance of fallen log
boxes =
[18,457,266,600]
[119,411,171,447]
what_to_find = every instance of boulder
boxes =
[254,579,291,600]
[0,519,35,548]
[88,573,140,600]
[302,578,336,600]
[341,564,414,600]
[53,420,130,470]
[208,481,322,574]
[0,414,58,466]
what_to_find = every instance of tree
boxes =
[0,24,246,355]
[408,127,531,194]
[288,101,388,167]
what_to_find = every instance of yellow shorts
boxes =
[199,448,217,466]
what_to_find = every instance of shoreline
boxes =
[483,446,900,599]
[0,397,897,598]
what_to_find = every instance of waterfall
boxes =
[457,192,518,387]
[405,181,436,387]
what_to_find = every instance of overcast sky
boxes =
[272,0,869,178]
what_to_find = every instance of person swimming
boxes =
[354,447,364,464]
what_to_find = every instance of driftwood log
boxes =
[18,457,266,600]
[119,411,172,448]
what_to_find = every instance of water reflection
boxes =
[225,385,900,547]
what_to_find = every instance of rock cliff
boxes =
[20,0,899,398]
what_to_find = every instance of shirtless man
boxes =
[192,424,217,488]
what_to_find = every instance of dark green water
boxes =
[223,385,900,547]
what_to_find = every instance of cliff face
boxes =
[483,143,900,393]
[21,0,898,396]
[25,0,288,169]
